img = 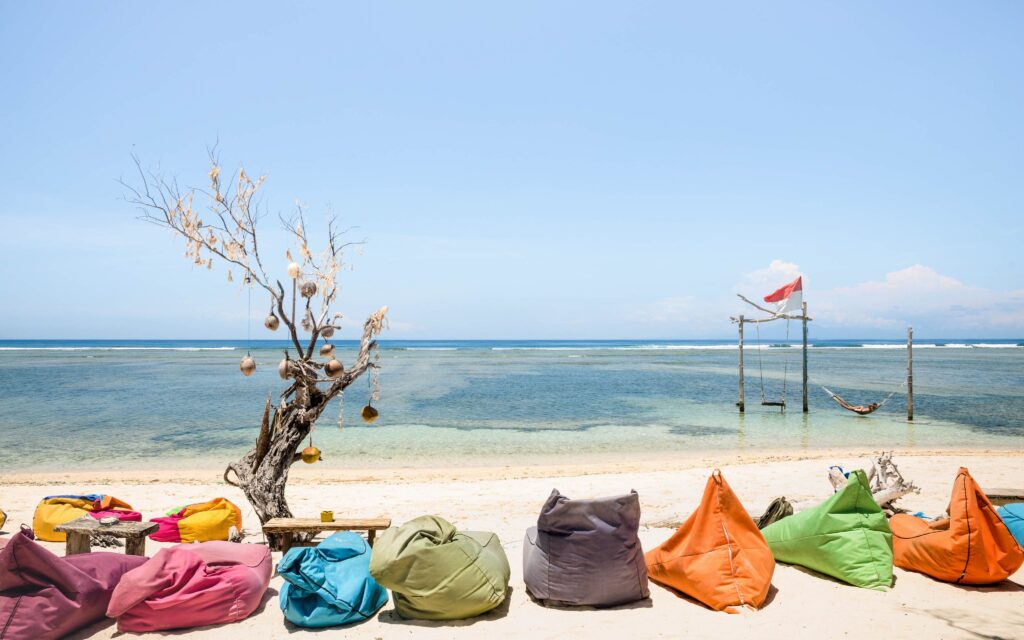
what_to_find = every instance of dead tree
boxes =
[123,151,387,539]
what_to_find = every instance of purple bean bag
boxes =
[0,528,147,640]
[107,541,272,632]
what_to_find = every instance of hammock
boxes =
[820,384,903,416]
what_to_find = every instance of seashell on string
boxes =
[300,281,317,298]
[278,358,291,379]
[320,325,335,338]
[324,359,344,378]
[264,314,280,331]
[287,262,301,279]
[319,343,335,357]
[361,405,379,423]
[240,355,256,376]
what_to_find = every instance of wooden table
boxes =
[262,517,391,552]
[54,516,158,556]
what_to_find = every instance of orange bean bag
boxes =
[645,470,774,612]
[890,467,1024,584]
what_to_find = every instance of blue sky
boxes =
[1,2,1021,339]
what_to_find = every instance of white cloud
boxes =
[633,260,1024,336]
[735,259,802,293]
[815,265,1024,332]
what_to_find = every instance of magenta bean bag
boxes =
[0,528,147,640]
[107,541,272,632]
[91,508,142,523]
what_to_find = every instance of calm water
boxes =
[0,339,1022,471]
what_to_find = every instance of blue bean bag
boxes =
[998,503,1024,547]
[278,532,388,628]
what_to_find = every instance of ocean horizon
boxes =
[2,338,1021,473]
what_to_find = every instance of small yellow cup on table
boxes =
[320,510,334,523]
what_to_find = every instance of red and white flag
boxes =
[763,276,803,315]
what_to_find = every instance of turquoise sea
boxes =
[0,339,1022,471]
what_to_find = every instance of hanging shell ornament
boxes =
[287,262,301,279]
[278,358,291,379]
[361,404,379,423]
[240,355,256,376]
[300,446,321,464]
[319,343,334,357]
[320,325,335,338]
[264,313,280,331]
[325,359,344,378]
[300,281,317,298]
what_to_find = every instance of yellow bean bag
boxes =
[32,494,141,542]
[150,498,243,543]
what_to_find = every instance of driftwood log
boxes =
[124,151,387,547]
[829,451,920,512]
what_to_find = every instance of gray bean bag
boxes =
[523,489,649,607]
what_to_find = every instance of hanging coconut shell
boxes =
[325,359,344,378]
[278,358,291,379]
[300,446,321,464]
[240,355,256,376]
[300,281,318,298]
[361,405,379,423]
[321,325,335,338]
[319,343,335,357]
[287,262,301,279]
[264,313,280,331]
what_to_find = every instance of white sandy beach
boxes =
[2,449,1022,639]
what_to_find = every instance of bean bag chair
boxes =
[278,531,388,627]
[369,515,510,620]
[997,503,1024,547]
[107,541,272,632]
[890,468,1023,584]
[150,497,243,543]
[0,528,147,640]
[646,471,774,612]
[524,489,649,607]
[761,469,893,590]
[32,494,141,542]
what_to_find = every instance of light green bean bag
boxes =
[761,469,893,590]
[369,515,510,620]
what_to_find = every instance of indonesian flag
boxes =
[764,276,803,315]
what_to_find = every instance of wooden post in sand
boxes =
[907,326,914,421]
[738,315,745,413]
[802,301,809,413]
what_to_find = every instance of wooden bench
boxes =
[985,488,1024,507]
[262,517,391,552]
[55,516,159,556]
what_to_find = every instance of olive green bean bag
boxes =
[761,469,893,590]
[369,515,510,620]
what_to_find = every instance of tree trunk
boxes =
[225,400,320,549]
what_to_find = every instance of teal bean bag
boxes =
[998,503,1024,547]
[761,469,893,590]
[369,515,510,620]
[278,532,388,627]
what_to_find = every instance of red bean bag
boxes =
[107,541,272,632]
[0,528,147,640]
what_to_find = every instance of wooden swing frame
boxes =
[730,296,811,413]
[730,295,915,420]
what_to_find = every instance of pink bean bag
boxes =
[107,541,272,632]
[0,528,147,640]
